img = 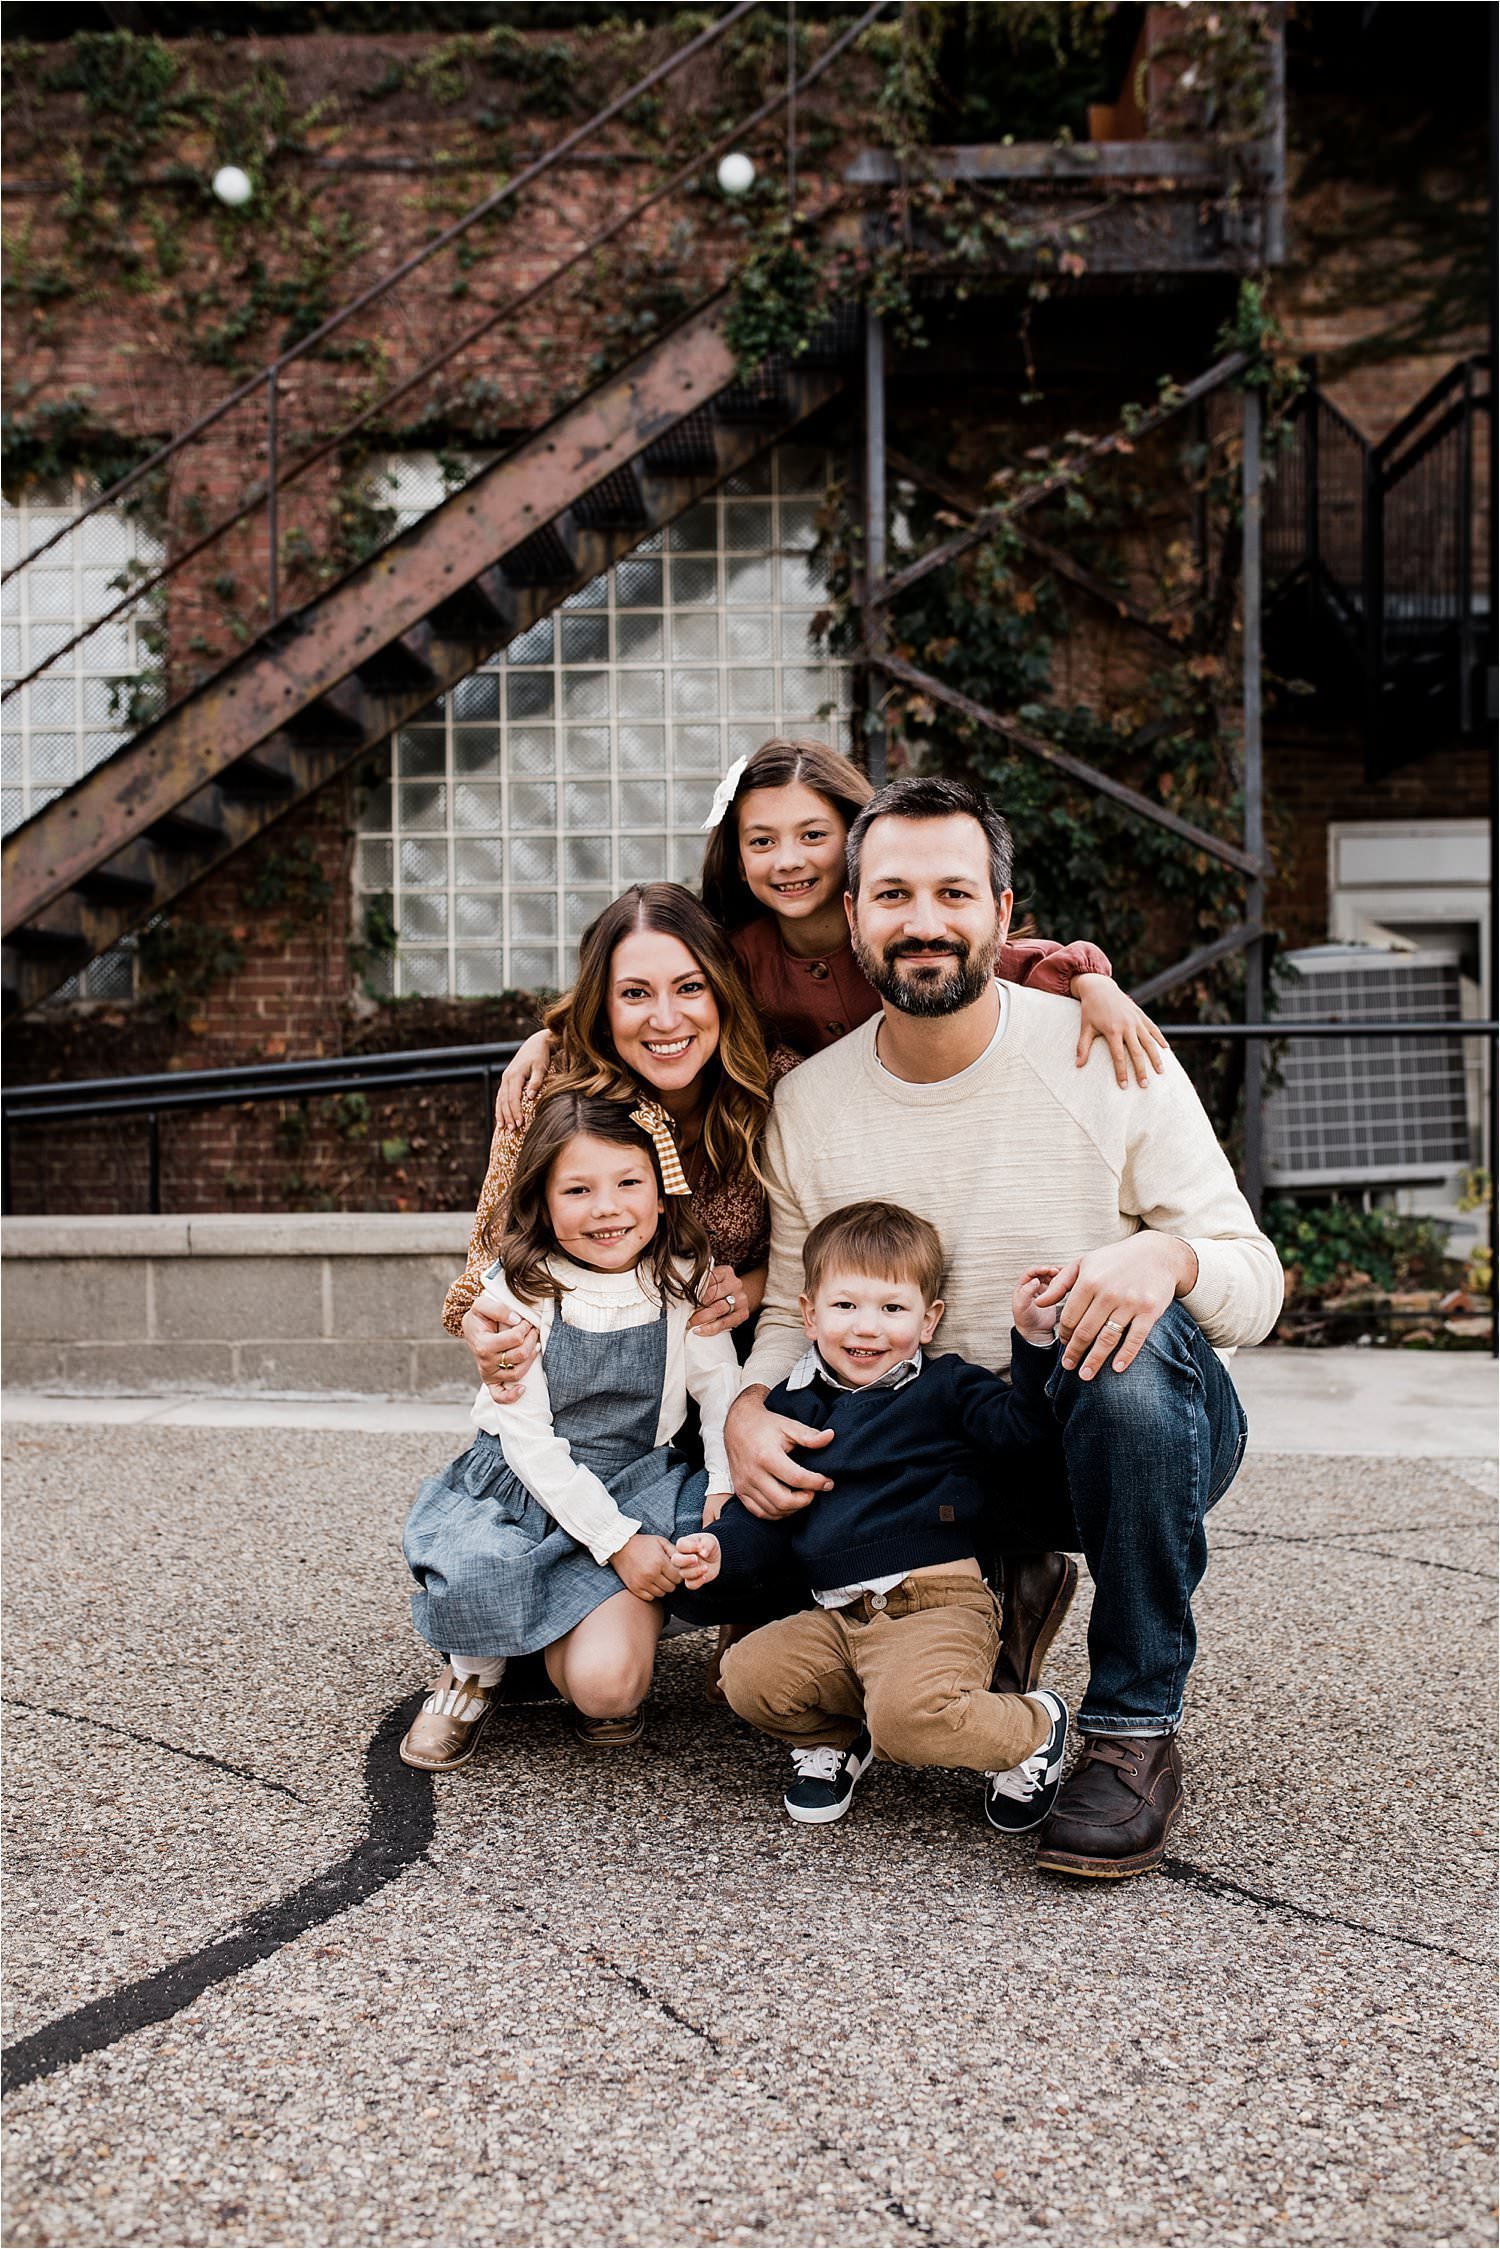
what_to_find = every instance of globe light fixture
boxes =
[717,151,755,196]
[212,166,253,208]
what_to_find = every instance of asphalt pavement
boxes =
[1,1374,1495,2248]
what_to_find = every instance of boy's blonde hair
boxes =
[801,1201,946,1304]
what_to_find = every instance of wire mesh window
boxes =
[1,478,165,1000]
[353,444,853,999]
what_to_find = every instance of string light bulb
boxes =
[212,166,253,207]
[717,151,755,196]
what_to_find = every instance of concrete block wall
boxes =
[2,1214,477,1398]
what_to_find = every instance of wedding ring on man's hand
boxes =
[1100,1319,1125,1334]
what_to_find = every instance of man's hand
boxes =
[725,1388,835,1519]
[1036,1234,1199,1381]
[672,1532,721,1590]
[613,1533,683,1601]
[461,1295,541,1405]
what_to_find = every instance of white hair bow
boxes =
[701,754,749,831]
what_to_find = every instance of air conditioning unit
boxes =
[1263,944,1473,1189]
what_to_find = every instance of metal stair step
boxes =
[356,629,436,695]
[289,683,368,745]
[75,861,157,908]
[428,566,518,644]
[713,366,791,423]
[572,465,649,532]
[8,922,90,960]
[641,412,718,475]
[218,753,297,800]
[502,518,581,587]
[147,806,227,854]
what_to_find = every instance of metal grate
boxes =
[1264,946,1473,1187]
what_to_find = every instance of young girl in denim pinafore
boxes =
[400,1090,738,1772]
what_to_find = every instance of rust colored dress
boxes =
[441,1052,799,1337]
[729,920,1112,1059]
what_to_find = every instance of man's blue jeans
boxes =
[999,1301,1249,1734]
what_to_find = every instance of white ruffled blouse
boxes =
[469,1254,738,1567]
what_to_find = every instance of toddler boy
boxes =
[674,1200,1069,1828]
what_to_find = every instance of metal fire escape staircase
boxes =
[0,5,875,1020]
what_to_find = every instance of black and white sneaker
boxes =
[983,1691,1070,1834]
[783,1728,875,1825]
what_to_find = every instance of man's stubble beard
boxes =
[850,921,1004,1019]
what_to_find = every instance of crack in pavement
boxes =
[2,1697,309,1806]
[2,1690,434,2097]
[1211,1528,1497,1581]
[1162,1857,1493,1967]
[430,1858,944,2241]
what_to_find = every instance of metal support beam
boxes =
[1242,385,1267,1218]
[871,352,1248,613]
[1129,920,1266,1008]
[1261,5,1287,267]
[863,303,888,785]
[874,653,1262,877]
[883,448,1182,645]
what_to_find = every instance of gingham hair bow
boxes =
[631,1102,691,1196]
[701,754,749,831]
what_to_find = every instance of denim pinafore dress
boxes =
[403,1298,708,1660]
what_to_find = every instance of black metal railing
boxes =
[1,1041,519,1219]
[1264,355,1493,767]
[5,1026,1494,1354]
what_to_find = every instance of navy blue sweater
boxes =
[711,1335,1056,1595]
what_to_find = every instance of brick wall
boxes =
[1267,735,1494,954]
[5,17,1487,1217]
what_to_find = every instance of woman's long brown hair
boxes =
[497,1090,711,1308]
[699,738,874,931]
[542,883,771,1193]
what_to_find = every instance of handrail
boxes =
[0,2,756,589]
[1,1041,523,1118]
[1372,353,1489,467]
[0,0,883,710]
[1376,390,1491,491]
[5,1020,1494,1125]
[7,1026,1496,1350]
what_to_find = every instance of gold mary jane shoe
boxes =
[399,1666,499,1771]
[573,1707,645,1747]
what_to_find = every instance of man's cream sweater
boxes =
[743,982,1284,1390]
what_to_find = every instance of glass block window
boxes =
[355,444,853,998]
[366,452,489,540]
[2,477,165,1000]
[2,479,165,834]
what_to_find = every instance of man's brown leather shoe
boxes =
[1035,1732,1183,1879]
[992,1552,1079,1695]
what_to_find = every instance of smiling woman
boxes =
[442,882,790,1382]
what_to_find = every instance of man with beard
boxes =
[725,774,1282,1879]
